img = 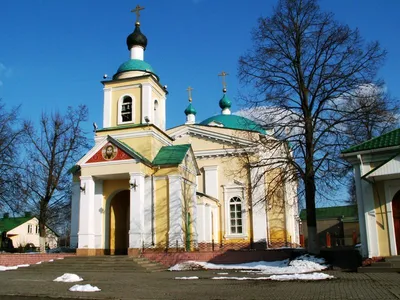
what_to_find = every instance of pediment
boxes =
[76,135,151,167]
[169,125,254,148]
[86,142,132,163]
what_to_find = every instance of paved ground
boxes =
[0,266,400,300]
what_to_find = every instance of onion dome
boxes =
[184,103,197,116]
[113,59,159,80]
[219,92,232,110]
[127,22,148,50]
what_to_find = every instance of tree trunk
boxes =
[305,175,319,254]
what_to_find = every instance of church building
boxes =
[70,6,299,256]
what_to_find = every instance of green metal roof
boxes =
[184,103,197,116]
[299,205,358,221]
[0,216,33,233]
[114,59,159,80]
[199,114,266,134]
[153,144,191,166]
[342,128,400,154]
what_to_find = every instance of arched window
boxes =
[154,99,159,127]
[121,96,132,122]
[229,197,243,234]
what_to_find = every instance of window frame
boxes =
[27,224,33,234]
[117,94,135,125]
[223,185,247,239]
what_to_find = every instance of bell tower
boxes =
[102,5,167,131]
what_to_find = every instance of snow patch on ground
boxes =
[17,264,30,268]
[169,254,329,275]
[212,276,270,280]
[217,272,229,275]
[211,272,334,281]
[175,276,199,280]
[269,273,334,281]
[0,266,18,271]
[54,273,83,282]
[69,284,101,292]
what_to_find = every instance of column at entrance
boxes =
[77,176,95,255]
[129,172,145,256]
[70,182,80,248]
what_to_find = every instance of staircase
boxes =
[24,256,167,273]
[358,256,400,273]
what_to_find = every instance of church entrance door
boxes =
[109,190,130,255]
[393,191,400,253]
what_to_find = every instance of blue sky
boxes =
[1,0,400,134]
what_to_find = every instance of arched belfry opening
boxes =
[392,190,400,253]
[109,190,130,255]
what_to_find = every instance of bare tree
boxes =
[238,0,386,253]
[21,106,89,251]
[0,100,25,212]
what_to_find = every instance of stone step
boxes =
[358,266,400,273]
[385,256,400,263]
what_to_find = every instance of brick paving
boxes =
[0,266,399,299]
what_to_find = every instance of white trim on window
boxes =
[117,94,135,125]
[223,185,247,239]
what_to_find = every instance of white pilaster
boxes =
[197,204,205,242]
[359,160,379,257]
[103,88,112,128]
[70,182,80,248]
[250,167,267,243]
[204,204,212,242]
[141,83,152,124]
[130,46,144,60]
[94,180,103,249]
[143,176,153,246]
[203,166,218,199]
[191,183,198,248]
[78,176,95,249]
[129,172,145,249]
[354,165,368,257]
[168,175,184,248]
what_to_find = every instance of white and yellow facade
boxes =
[70,14,299,256]
[343,129,400,258]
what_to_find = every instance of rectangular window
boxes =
[27,224,33,234]
[35,225,39,234]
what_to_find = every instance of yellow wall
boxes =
[374,182,390,256]
[266,170,288,244]
[154,178,168,247]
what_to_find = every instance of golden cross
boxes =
[218,71,229,89]
[186,86,193,102]
[131,4,145,23]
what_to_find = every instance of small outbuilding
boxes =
[342,128,400,258]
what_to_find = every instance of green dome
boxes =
[199,114,266,134]
[127,23,148,50]
[219,94,232,109]
[184,103,197,116]
[114,59,159,80]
